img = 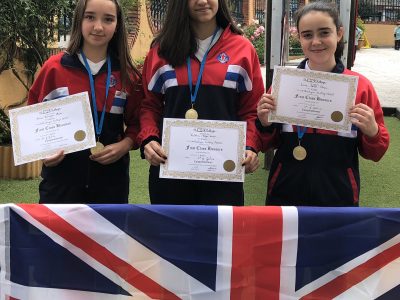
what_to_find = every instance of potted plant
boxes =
[356,17,366,50]
[0,106,41,179]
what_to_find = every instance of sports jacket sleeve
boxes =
[123,72,144,150]
[237,43,265,152]
[356,77,389,162]
[137,48,164,146]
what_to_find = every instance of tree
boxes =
[0,0,74,96]
[0,0,138,107]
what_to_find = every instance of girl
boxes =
[28,0,143,204]
[257,1,389,207]
[138,0,264,205]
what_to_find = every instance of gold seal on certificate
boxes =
[90,141,105,155]
[293,145,307,161]
[331,111,344,122]
[223,160,236,172]
[185,108,198,119]
[74,130,86,142]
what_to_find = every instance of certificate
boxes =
[160,118,246,182]
[9,92,96,165]
[268,66,358,132]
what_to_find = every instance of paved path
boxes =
[352,48,400,108]
[261,48,400,108]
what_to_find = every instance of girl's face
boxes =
[298,11,343,71]
[81,0,118,52]
[188,0,218,27]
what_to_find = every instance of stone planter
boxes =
[0,145,42,179]
[357,39,365,50]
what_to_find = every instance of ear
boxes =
[337,26,344,42]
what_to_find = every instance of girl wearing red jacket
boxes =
[257,2,389,206]
[138,0,264,205]
[28,0,143,203]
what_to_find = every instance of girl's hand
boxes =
[257,93,276,127]
[90,138,133,165]
[242,150,259,174]
[143,140,167,166]
[349,103,379,138]
[42,150,65,167]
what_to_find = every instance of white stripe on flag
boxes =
[215,206,233,300]
[0,204,12,300]
[280,206,299,300]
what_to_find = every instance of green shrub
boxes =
[289,27,303,56]
[0,108,11,145]
[243,24,265,65]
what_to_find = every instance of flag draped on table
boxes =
[0,204,399,299]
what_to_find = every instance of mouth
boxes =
[310,48,326,53]
[195,8,211,13]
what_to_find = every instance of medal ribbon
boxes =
[81,51,111,139]
[187,28,219,107]
[296,126,307,142]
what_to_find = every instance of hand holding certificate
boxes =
[9,92,96,165]
[268,66,358,133]
[160,118,246,182]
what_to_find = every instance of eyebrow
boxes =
[300,27,332,34]
[84,11,116,18]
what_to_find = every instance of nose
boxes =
[93,20,103,32]
[311,36,322,46]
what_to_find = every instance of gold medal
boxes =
[223,160,236,172]
[90,141,105,155]
[185,108,198,119]
[293,145,307,161]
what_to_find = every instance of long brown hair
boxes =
[153,0,242,67]
[66,0,140,88]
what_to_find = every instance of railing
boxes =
[228,0,245,25]
[149,0,168,32]
[358,0,400,22]
[254,0,265,24]
[57,1,74,44]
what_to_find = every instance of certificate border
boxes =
[269,66,359,132]
[9,92,95,165]
[160,118,246,182]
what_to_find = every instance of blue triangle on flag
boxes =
[9,210,131,296]
[92,204,219,290]
[295,207,400,291]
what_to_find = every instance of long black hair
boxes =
[153,0,242,67]
[295,1,345,59]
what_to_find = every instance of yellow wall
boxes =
[0,60,29,108]
[364,24,396,48]
[130,0,154,60]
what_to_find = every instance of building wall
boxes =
[0,61,29,108]
[130,0,154,60]
[364,23,397,47]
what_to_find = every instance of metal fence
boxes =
[254,0,265,24]
[149,0,168,32]
[358,0,400,22]
[228,0,245,24]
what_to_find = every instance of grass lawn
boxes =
[0,117,399,207]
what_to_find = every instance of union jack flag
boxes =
[0,204,399,299]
